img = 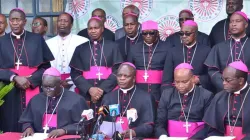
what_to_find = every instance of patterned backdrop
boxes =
[65,0,250,41]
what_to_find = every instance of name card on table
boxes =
[205,136,236,140]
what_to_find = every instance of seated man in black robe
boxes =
[19,68,89,138]
[162,20,211,91]
[102,62,156,138]
[116,13,143,61]
[165,9,210,47]
[203,61,250,140]
[78,8,115,41]
[205,11,250,92]
[209,0,250,47]
[155,63,213,139]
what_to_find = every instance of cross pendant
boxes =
[119,118,124,124]
[43,124,49,133]
[143,71,149,82]
[96,71,103,81]
[15,59,22,70]
[183,121,191,133]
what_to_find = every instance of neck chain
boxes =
[229,37,248,62]
[89,39,104,80]
[177,86,196,123]
[227,87,250,136]
[182,43,197,65]
[10,31,27,70]
[118,86,136,118]
[143,40,159,71]
[124,33,140,55]
[44,87,64,132]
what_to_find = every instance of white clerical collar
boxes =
[232,34,246,42]
[12,30,25,39]
[234,82,248,94]
[0,32,5,36]
[184,85,195,96]
[144,41,153,46]
[120,85,135,94]
[186,41,196,49]
[127,32,139,40]
[59,33,71,40]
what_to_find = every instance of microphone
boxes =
[112,131,123,140]
[127,108,138,125]
[92,105,109,135]
[109,104,120,117]
[79,109,94,124]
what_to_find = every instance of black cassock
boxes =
[127,40,170,101]
[70,39,123,117]
[102,87,156,138]
[19,90,89,134]
[209,18,250,47]
[204,36,250,92]
[165,31,211,48]
[78,28,115,41]
[203,85,250,139]
[155,86,213,139]
[0,31,54,132]
[115,34,143,61]
[161,43,212,91]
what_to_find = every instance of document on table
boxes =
[20,133,48,140]
[99,121,123,138]
[204,136,236,140]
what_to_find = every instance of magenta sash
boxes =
[136,70,162,84]
[61,73,70,80]
[82,66,112,80]
[116,117,129,131]
[10,66,40,106]
[167,120,205,138]
[42,114,57,128]
[225,125,246,140]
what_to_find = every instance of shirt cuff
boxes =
[10,75,16,82]
[159,135,168,140]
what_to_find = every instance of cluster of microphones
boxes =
[78,104,138,140]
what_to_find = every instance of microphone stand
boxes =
[77,122,89,140]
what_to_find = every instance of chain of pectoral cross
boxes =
[10,31,27,70]
[88,39,104,80]
[142,40,159,82]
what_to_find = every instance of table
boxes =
[0,132,81,140]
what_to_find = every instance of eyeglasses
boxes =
[221,77,237,83]
[179,17,194,22]
[142,31,156,36]
[32,22,42,27]
[178,31,195,36]
[41,86,57,91]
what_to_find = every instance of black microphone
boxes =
[92,105,109,135]
[112,131,123,140]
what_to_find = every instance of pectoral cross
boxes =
[143,71,149,82]
[119,118,124,124]
[96,71,103,81]
[183,121,191,133]
[43,124,49,133]
[15,59,22,70]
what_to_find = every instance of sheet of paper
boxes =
[99,121,123,138]
[204,136,236,140]
[20,133,48,140]
[164,137,188,140]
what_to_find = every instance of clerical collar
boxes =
[59,33,71,40]
[0,32,5,36]
[234,82,248,94]
[120,85,135,94]
[184,85,195,96]
[91,38,103,45]
[232,34,246,42]
[127,32,139,41]
[186,41,196,49]
[11,30,25,39]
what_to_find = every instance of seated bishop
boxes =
[102,62,156,138]
[155,63,214,139]
[203,61,250,140]
[19,68,89,138]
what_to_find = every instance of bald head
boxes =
[92,8,106,23]
[174,68,195,94]
[122,5,140,18]
[226,0,243,16]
